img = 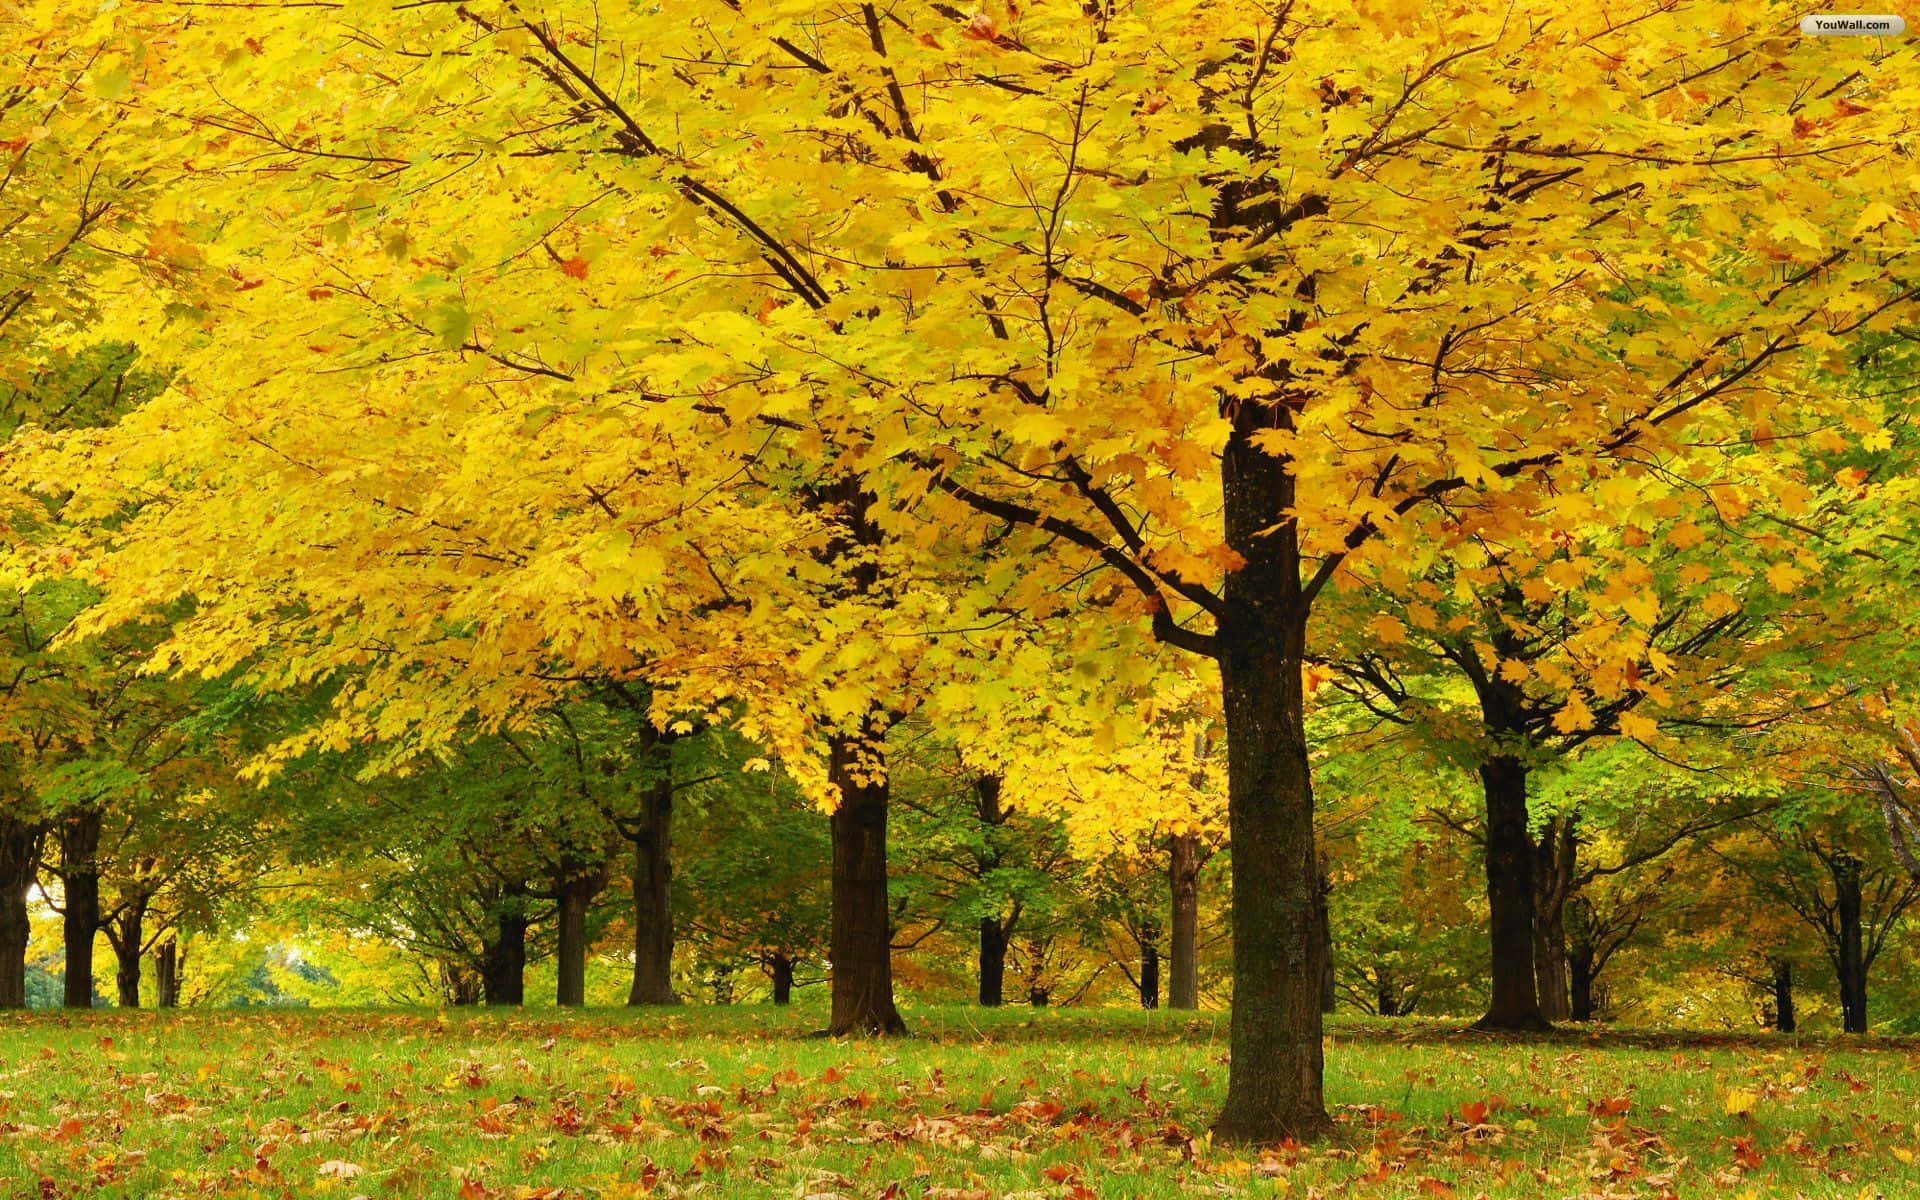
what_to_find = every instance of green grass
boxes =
[3,1005,1918,1198]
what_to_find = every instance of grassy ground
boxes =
[2,1005,1917,1199]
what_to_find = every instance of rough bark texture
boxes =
[155,940,180,1008]
[770,952,794,1005]
[1139,938,1160,1010]
[626,776,679,1006]
[1168,832,1202,1010]
[1771,958,1795,1033]
[0,815,41,1009]
[827,728,906,1036]
[60,809,104,1010]
[978,916,1007,1007]
[1209,412,1330,1142]
[1475,755,1550,1031]
[1833,854,1867,1034]
[481,906,528,1007]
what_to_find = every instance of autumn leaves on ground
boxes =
[4,1009,1917,1200]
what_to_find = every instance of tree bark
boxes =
[0,815,41,1010]
[481,904,528,1007]
[554,871,599,1007]
[1770,958,1795,1033]
[1139,936,1160,1010]
[154,939,180,1008]
[1568,944,1596,1022]
[1319,869,1337,1014]
[112,905,145,1008]
[1168,832,1202,1010]
[770,952,794,1005]
[626,775,679,1006]
[59,809,104,1010]
[1474,755,1549,1030]
[1027,984,1049,1007]
[1832,854,1867,1034]
[1209,424,1330,1140]
[826,725,906,1035]
[1532,818,1574,1022]
[978,916,1007,1006]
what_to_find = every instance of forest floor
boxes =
[1,1005,1916,1199]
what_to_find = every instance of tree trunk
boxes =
[1568,944,1596,1022]
[1771,958,1795,1033]
[1168,832,1202,1010]
[1474,756,1549,1030]
[1319,869,1337,1014]
[154,940,180,1008]
[554,873,597,1007]
[827,725,906,1035]
[60,809,103,1010]
[1027,984,1049,1007]
[1139,936,1160,1010]
[481,905,527,1007]
[444,962,483,1005]
[113,904,146,1008]
[770,952,794,1005]
[978,916,1007,1006]
[626,775,679,1006]
[1208,458,1330,1143]
[1532,819,1574,1022]
[1833,855,1867,1034]
[0,815,41,1010]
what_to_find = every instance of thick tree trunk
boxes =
[1139,935,1160,1010]
[1833,855,1867,1034]
[0,815,41,1010]
[1475,756,1549,1031]
[481,906,528,1007]
[770,952,794,1005]
[626,776,679,1006]
[444,962,483,1005]
[60,809,104,1010]
[826,726,906,1036]
[1168,832,1202,1010]
[1770,958,1795,1033]
[1207,412,1330,1142]
[1027,985,1049,1007]
[978,916,1007,1006]
[154,940,180,1008]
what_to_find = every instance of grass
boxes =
[2,1005,1918,1198]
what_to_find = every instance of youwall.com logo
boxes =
[1800,12,1907,34]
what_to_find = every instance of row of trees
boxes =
[3,0,1920,1143]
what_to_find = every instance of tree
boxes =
[22,0,1920,1139]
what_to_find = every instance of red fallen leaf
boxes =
[558,256,589,280]
[1459,1100,1489,1124]
[1588,1095,1631,1116]
[457,1176,495,1200]
[819,1066,846,1084]
[1042,1164,1080,1183]
[52,1117,84,1141]
[1418,1179,1455,1196]
[1065,1187,1098,1200]
[1731,1134,1764,1169]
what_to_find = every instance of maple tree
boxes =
[0,0,1917,1150]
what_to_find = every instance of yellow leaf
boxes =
[1723,1088,1758,1117]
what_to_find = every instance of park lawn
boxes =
[1,1006,1916,1199]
